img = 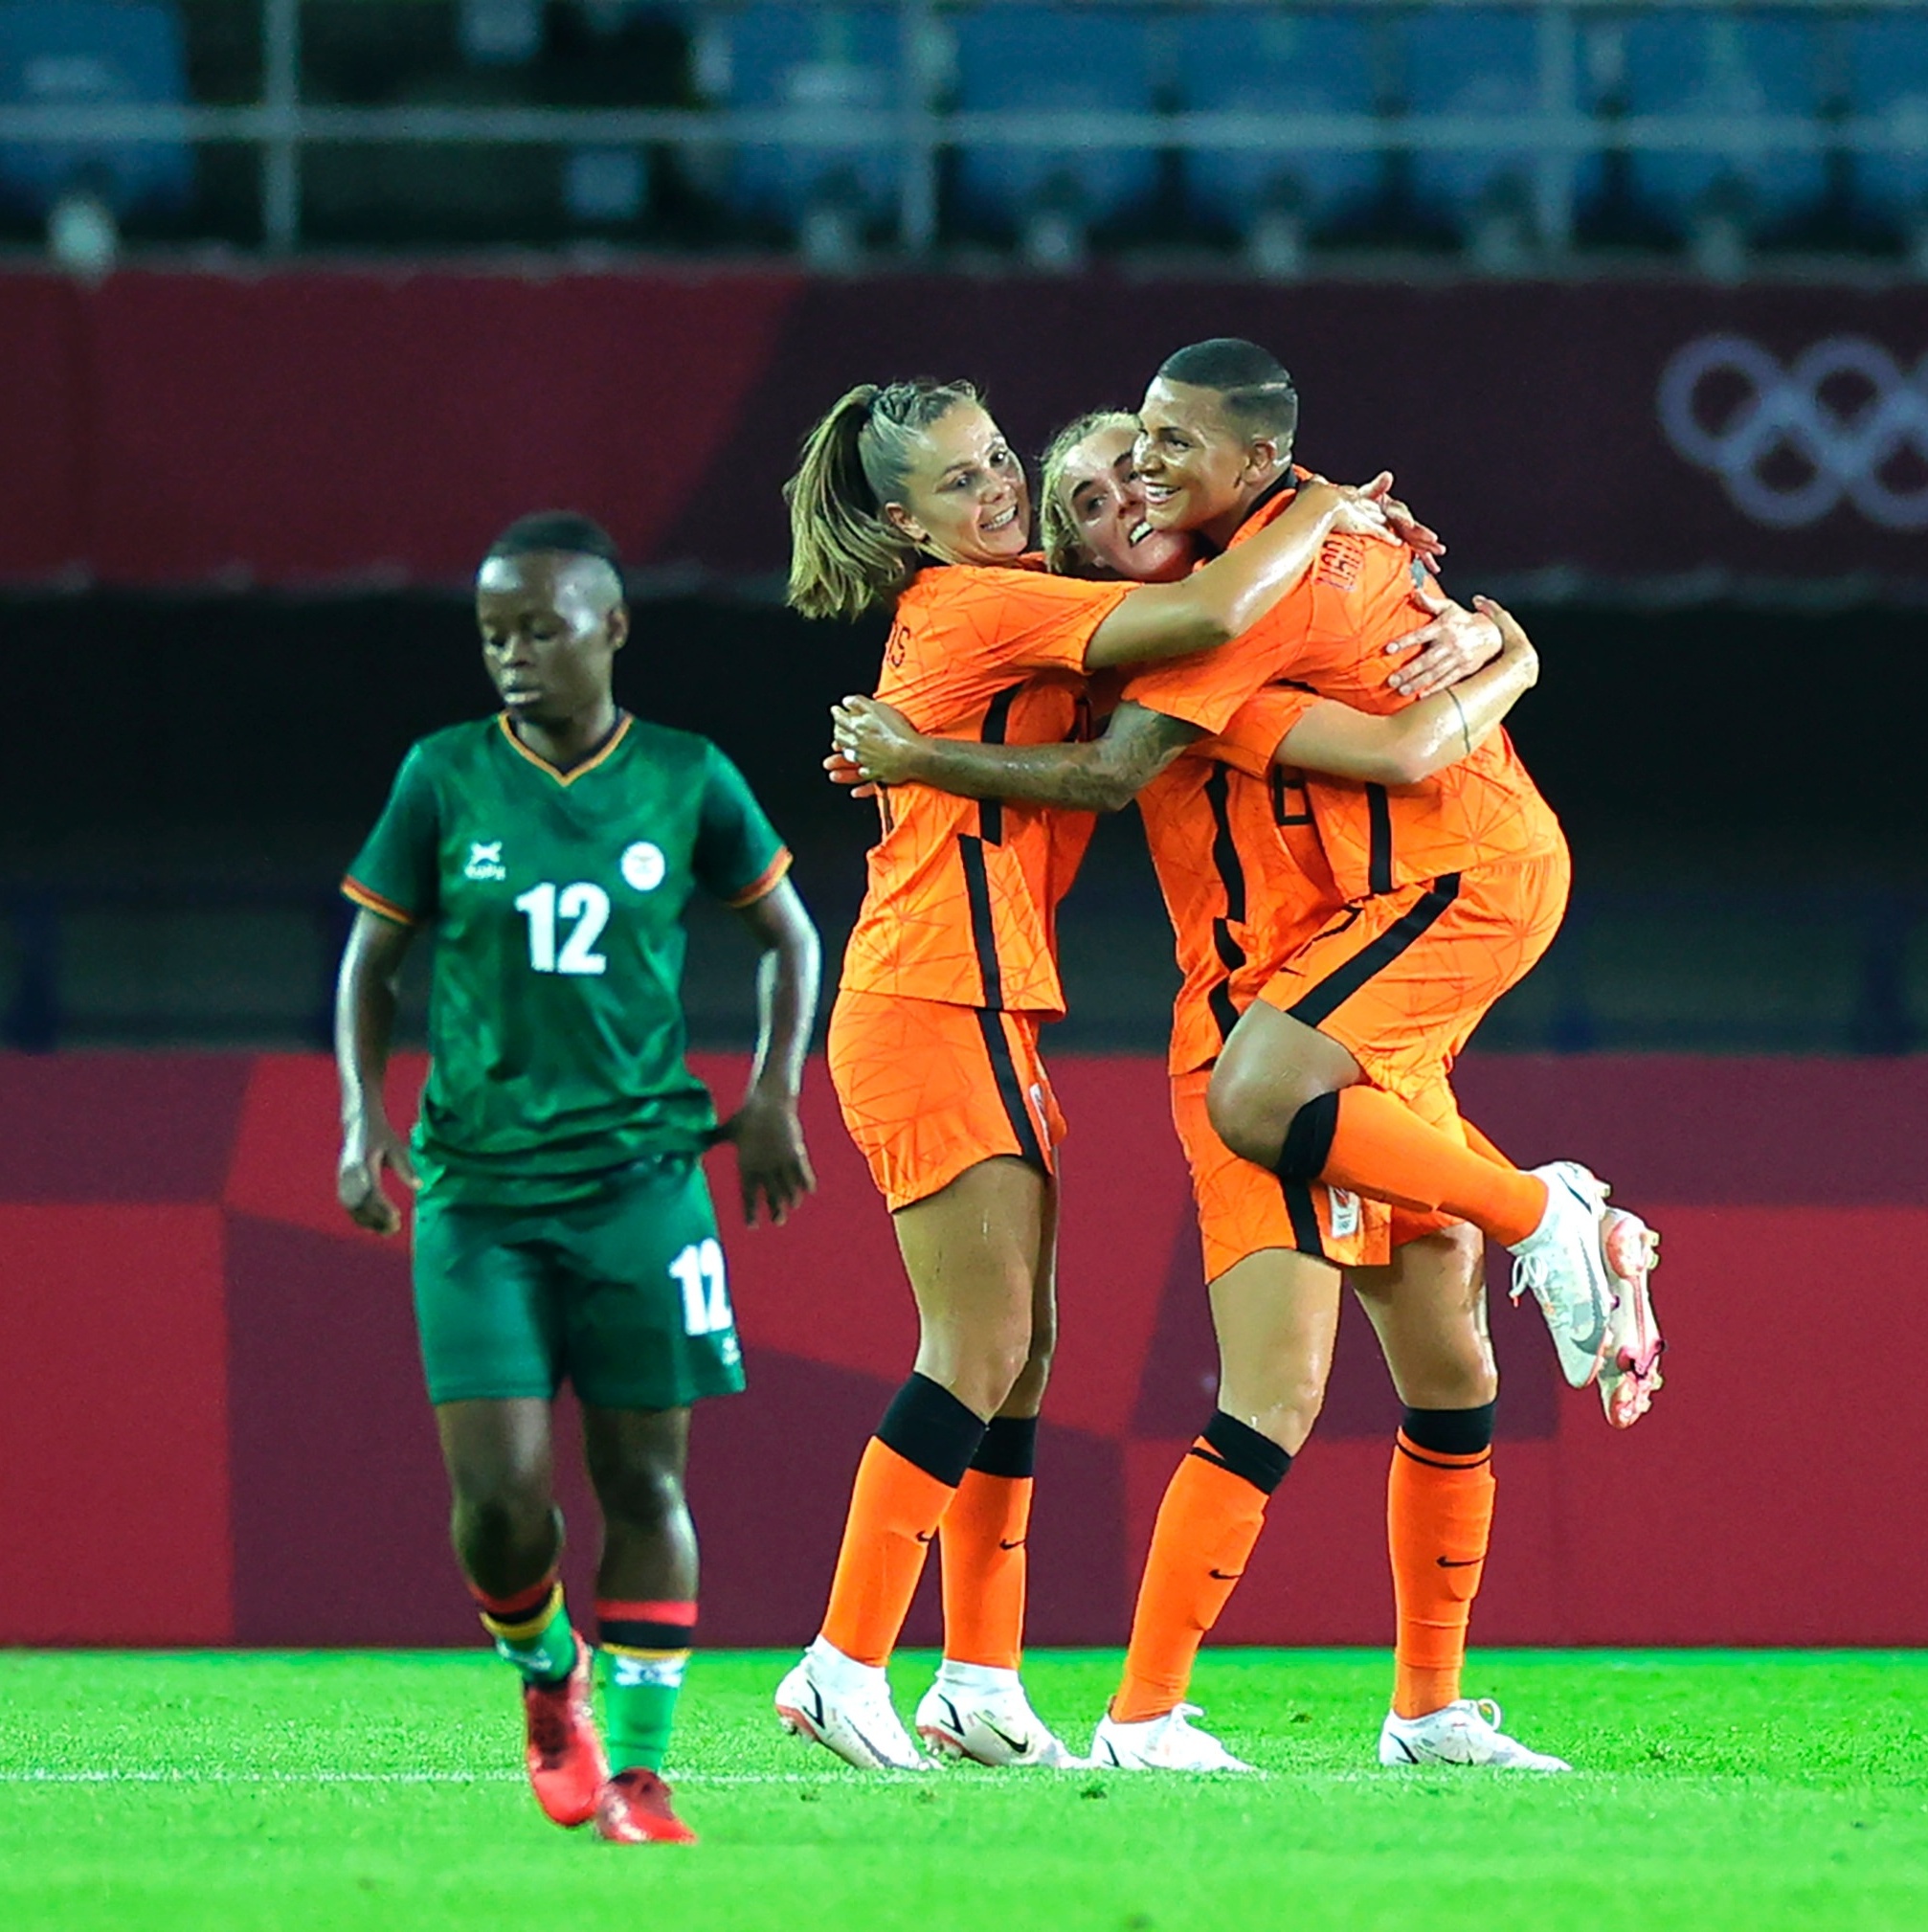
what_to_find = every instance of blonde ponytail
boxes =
[785,378,980,620]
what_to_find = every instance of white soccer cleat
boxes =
[915,1664,1085,1768]
[1509,1160,1616,1388]
[1379,1698,1570,1772]
[1089,1703,1253,1772]
[1596,1206,1665,1428]
[774,1641,930,1772]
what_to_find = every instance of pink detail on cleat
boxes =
[1599,1208,1664,1428]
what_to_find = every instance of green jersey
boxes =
[345,711,790,1206]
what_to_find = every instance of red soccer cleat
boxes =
[594,1768,698,1845]
[523,1635,607,1828]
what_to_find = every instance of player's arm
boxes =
[832,698,1201,814]
[1079,477,1398,670]
[717,875,819,1228]
[335,908,419,1236]
[1274,597,1539,786]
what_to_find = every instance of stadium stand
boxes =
[0,0,192,224]
[687,3,900,258]
[950,3,1159,262]
[1586,7,1828,265]
[1846,8,1928,257]
[1176,6,1382,270]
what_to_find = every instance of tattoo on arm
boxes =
[908,703,1202,813]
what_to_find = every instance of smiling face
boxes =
[1133,376,1286,550]
[475,550,626,726]
[880,400,1031,566]
[1053,423,1195,583]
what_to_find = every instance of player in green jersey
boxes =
[333,512,820,1846]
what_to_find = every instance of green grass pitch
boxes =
[4,1651,1924,1931]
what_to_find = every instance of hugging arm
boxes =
[833,698,1201,814]
[1270,597,1540,787]
[1078,478,1396,671]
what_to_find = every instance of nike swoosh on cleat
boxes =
[981,1720,1030,1755]
[1436,1557,1481,1568]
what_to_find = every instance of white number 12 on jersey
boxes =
[669,1238,731,1336]
[514,881,610,976]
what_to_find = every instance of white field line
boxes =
[0,1768,895,1787]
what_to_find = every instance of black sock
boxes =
[876,1372,987,1487]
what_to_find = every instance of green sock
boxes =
[602,1650,688,1772]
[482,1586,577,1686]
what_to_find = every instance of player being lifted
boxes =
[335,514,819,1845]
[833,388,1652,1771]
[776,378,1403,1772]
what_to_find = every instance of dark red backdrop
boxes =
[2,270,1922,590]
[3,1050,1922,1649]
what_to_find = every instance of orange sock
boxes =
[940,1471,1032,1671]
[1112,1415,1289,1724]
[1388,1426,1495,1719]
[819,1375,987,1668]
[1458,1118,1510,1169]
[1322,1087,1546,1247]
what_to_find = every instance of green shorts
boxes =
[411,1155,745,1411]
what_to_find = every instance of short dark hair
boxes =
[1156,338,1298,450]
[483,511,623,573]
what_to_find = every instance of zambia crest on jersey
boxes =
[464,840,507,882]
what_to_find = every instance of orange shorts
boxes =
[1170,1069,1391,1280]
[828,988,1065,1212]
[1257,846,1571,1106]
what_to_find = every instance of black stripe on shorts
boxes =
[975,1008,1046,1174]
[958,833,1004,1011]
[1280,1178,1328,1259]
[1287,874,1463,1028]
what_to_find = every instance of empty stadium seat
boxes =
[1401,5,1547,231]
[0,1,192,220]
[949,5,1157,241]
[1177,8,1380,239]
[1844,13,1928,237]
[689,5,900,236]
[1588,8,1826,238]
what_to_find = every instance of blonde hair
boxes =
[1037,409,1139,576]
[784,378,982,620]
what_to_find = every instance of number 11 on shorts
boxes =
[669,1238,731,1337]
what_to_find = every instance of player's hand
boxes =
[1384,583,1502,699]
[1323,472,1401,546]
[718,1091,816,1226]
[337,1114,417,1236]
[1471,595,1540,688]
[831,696,926,786]
[823,750,880,799]
[1377,491,1446,570]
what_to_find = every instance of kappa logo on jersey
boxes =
[621,842,666,892]
[1330,1187,1362,1242]
[464,840,507,882]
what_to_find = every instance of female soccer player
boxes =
[835,411,1568,1771]
[775,378,1402,1771]
[335,513,819,1845]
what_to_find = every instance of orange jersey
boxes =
[1126,658,1338,1075]
[1126,480,1563,904]
[840,561,1127,1017]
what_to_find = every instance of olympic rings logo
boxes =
[1657,335,1928,531]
